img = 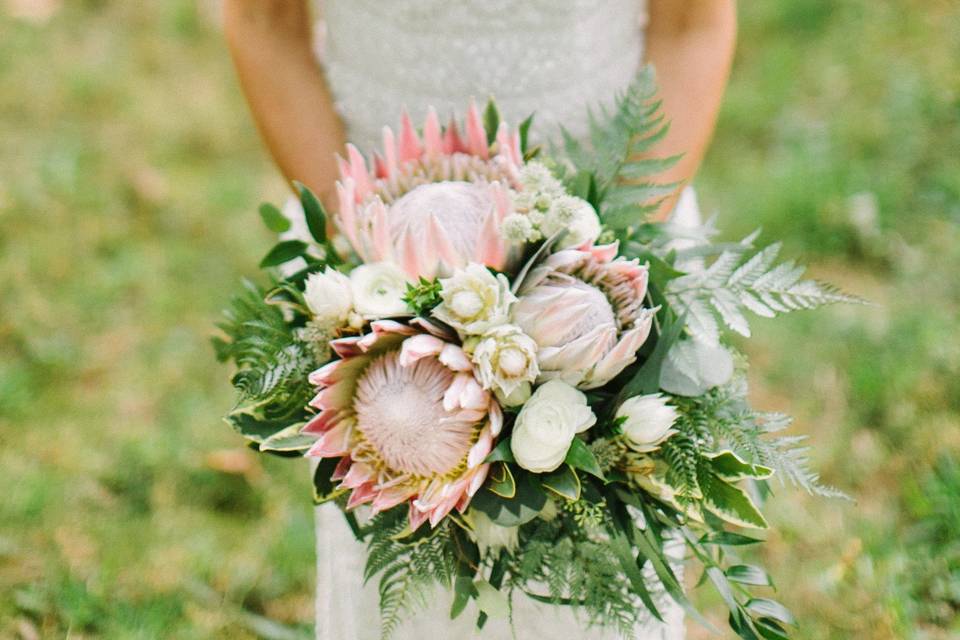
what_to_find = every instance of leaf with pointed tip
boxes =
[541,465,581,500]
[486,462,516,499]
[745,599,796,626]
[518,113,534,154]
[707,450,774,481]
[483,99,500,145]
[726,564,774,587]
[294,181,327,243]
[483,438,515,464]
[258,202,290,233]
[259,240,307,268]
[564,438,605,480]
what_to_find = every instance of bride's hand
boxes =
[224,0,345,210]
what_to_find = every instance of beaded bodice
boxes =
[319,0,647,152]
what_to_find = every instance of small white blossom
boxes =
[472,325,539,402]
[511,380,597,473]
[303,267,353,325]
[617,394,679,452]
[518,161,563,196]
[433,263,516,335]
[501,214,541,243]
[349,262,411,318]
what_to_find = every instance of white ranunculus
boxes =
[303,267,353,324]
[511,380,596,473]
[433,263,516,335]
[472,325,539,401]
[349,262,411,318]
[617,393,679,452]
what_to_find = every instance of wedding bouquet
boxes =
[215,72,857,639]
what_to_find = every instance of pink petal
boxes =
[409,317,457,340]
[372,152,388,179]
[588,242,620,263]
[306,420,353,458]
[398,111,423,163]
[458,377,489,411]
[399,334,445,367]
[495,122,517,171]
[371,486,413,513]
[467,464,490,496]
[301,410,338,435]
[438,344,472,372]
[474,208,505,269]
[346,483,376,509]
[330,336,364,358]
[490,182,512,223]
[309,380,352,411]
[465,101,489,159]
[443,373,470,411]
[370,198,392,261]
[488,403,503,437]
[331,457,352,481]
[341,462,374,489]
[347,144,371,200]
[382,126,399,182]
[408,502,429,531]
[423,107,443,156]
[427,214,462,271]
[399,229,424,279]
[443,117,467,154]
[588,313,654,387]
[369,319,418,337]
[335,180,361,255]
[467,426,493,469]
[308,359,345,386]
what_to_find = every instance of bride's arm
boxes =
[644,0,737,217]
[224,0,345,206]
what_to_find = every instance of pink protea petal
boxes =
[372,152,388,179]
[467,463,490,497]
[438,344,471,372]
[443,117,467,154]
[347,144,372,200]
[302,409,340,435]
[307,420,353,458]
[490,181,512,223]
[398,334,445,367]
[369,319,419,337]
[409,502,429,531]
[370,198,392,261]
[465,101,489,159]
[588,242,620,263]
[537,324,616,373]
[341,461,374,489]
[398,111,424,163]
[346,483,376,509]
[443,373,469,411]
[399,229,425,279]
[495,122,517,171]
[372,485,414,513]
[310,380,354,411]
[423,107,443,156]
[330,336,364,358]
[510,130,522,166]
[426,214,462,271]
[409,317,457,340]
[466,426,493,469]
[335,179,361,254]
[488,403,504,437]
[474,208,506,268]
[308,359,346,386]
[382,126,399,181]
[458,377,489,411]
[331,457,352,480]
[588,311,655,387]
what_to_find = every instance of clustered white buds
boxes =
[506,162,602,249]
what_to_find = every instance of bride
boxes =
[224,1,736,638]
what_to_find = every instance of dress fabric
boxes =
[311,1,688,637]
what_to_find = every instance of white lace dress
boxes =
[310,1,688,637]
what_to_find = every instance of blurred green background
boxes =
[0,1,957,638]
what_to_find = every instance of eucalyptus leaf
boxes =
[258,202,290,233]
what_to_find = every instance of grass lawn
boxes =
[1,1,957,638]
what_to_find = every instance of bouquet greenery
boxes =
[215,70,858,639]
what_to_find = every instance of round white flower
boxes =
[349,262,411,318]
[433,263,516,335]
[617,393,679,452]
[501,213,541,243]
[303,267,353,324]
[511,380,596,473]
[518,161,563,196]
[473,325,539,402]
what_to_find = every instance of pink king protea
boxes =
[334,104,525,279]
[302,318,501,529]
[513,243,656,389]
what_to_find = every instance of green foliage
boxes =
[560,67,679,229]
[402,277,443,315]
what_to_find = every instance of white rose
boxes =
[303,267,353,324]
[433,263,516,335]
[473,325,539,401]
[617,393,679,452]
[511,380,596,473]
[349,262,411,318]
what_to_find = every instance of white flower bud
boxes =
[472,325,539,400]
[303,267,353,325]
[617,394,679,452]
